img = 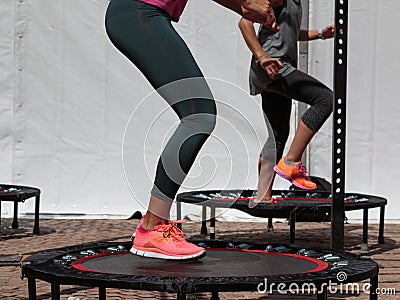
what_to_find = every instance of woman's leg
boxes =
[105,1,215,258]
[269,70,333,159]
[266,70,333,189]
[286,120,315,162]
[257,91,292,201]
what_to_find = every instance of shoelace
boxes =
[295,163,311,180]
[154,220,187,242]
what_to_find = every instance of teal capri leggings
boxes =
[105,0,217,202]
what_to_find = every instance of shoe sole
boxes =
[130,246,206,261]
[273,166,316,190]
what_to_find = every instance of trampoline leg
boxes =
[369,274,378,300]
[201,205,208,235]
[176,201,182,230]
[210,203,216,240]
[361,208,369,251]
[28,278,37,300]
[99,287,106,300]
[317,286,327,300]
[51,283,60,300]
[12,201,19,229]
[177,293,186,300]
[267,217,274,232]
[33,195,40,235]
[210,291,220,300]
[289,211,296,244]
[378,206,385,244]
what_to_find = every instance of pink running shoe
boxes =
[274,157,316,190]
[131,220,206,260]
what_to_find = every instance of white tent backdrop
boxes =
[309,0,400,220]
[0,0,398,220]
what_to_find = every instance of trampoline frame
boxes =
[176,189,386,249]
[0,184,41,235]
[22,241,379,300]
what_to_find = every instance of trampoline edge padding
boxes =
[22,240,379,295]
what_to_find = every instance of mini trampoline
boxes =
[0,184,41,234]
[20,3,382,300]
[176,189,387,247]
[22,240,379,300]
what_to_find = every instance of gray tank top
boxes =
[249,0,302,95]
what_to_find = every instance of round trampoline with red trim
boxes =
[21,240,379,300]
[176,189,387,247]
[0,184,41,234]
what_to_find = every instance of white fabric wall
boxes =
[0,1,14,186]
[0,0,267,217]
[0,0,398,219]
[1,1,19,218]
[309,0,400,219]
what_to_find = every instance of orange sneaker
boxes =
[273,157,316,190]
[131,219,206,260]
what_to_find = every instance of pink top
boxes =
[138,0,188,22]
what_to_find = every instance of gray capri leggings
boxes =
[105,0,216,202]
[261,69,333,162]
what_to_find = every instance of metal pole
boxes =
[99,287,107,300]
[201,205,208,235]
[176,201,182,230]
[12,201,19,229]
[361,208,369,251]
[51,283,60,300]
[331,0,348,251]
[33,194,40,234]
[378,206,385,244]
[28,278,37,300]
[210,202,216,240]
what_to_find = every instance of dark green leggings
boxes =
[106,0,216,202]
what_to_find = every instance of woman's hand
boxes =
[321,24,335,39]
[213,0,279,31]
[240,0,279,31]
[258,57,283,79]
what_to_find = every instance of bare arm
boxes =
[238,17,283,79]
[298,24,335,41]
[298,29,319,41]
[213,0,279,31]
[238,18,266,60]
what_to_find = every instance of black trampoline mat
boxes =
[73,250,327,277]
